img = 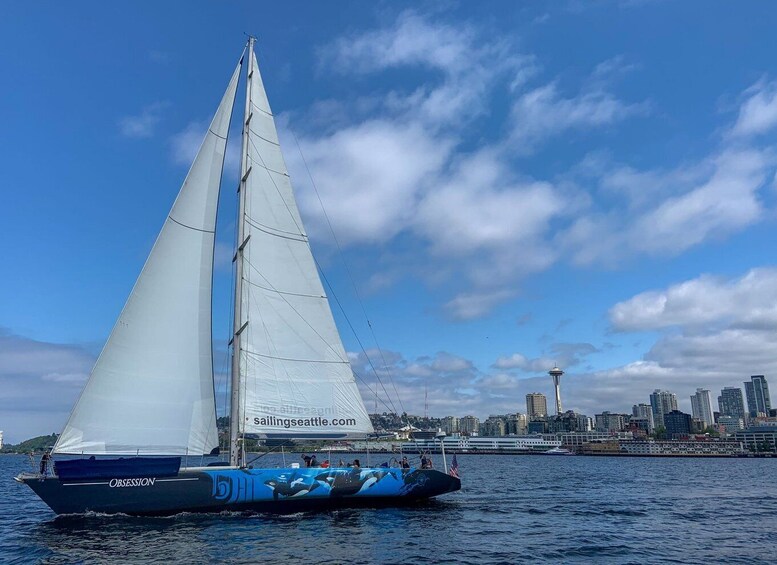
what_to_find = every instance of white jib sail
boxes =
[237,49,373,439]
[54,61,242,456]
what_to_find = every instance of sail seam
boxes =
[208,128,228,140]
[247,160,288,177]
[245,217,307,242]
[243,275,326,299]
[168,216,216,234]
[248,129,280,146]
[250,101,273,116]
[244,213,305,237]
[242,348,349,364]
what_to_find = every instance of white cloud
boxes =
[610,268,777,332]
[509,82,647,152]
[563,146,774,266]
[730,78,777,138]
[118,101,168,138]
[0,330,94,443]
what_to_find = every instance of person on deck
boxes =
[302,455,312,468]
[39,451,51,476]
[420,454,433,469]
[401,456,410,469]
[320,459,330,468]
[351,459,361,469]
[310,454,319,467]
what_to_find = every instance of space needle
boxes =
[548,365,564,415]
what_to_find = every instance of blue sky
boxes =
[2,1,777,442]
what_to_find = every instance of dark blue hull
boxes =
[18,466,460,516]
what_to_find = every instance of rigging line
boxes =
[247,122,399,416]
[243,256,349,365]
[351,368,401,415]
[243,276,325,299]
[292,131,407,418]
[315,258,400,416]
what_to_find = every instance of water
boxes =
[1,453,775,564]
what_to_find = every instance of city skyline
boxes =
[4,3,777,443]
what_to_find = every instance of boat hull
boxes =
[18,466,460,516]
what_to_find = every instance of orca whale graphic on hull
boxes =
[315,469,391,497]
[264,472,321,500]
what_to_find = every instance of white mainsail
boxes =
[234,47,373,439]
[54,61,242,456]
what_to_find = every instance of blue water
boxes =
[2,453,775,564]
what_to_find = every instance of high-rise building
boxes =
[526,393,547,420]
[441,416,460,434]
[594,412,626,432]
[576,414,593,432]
[664,410,692,439]
[717,415,744,432]
[506,413,527,435]
[650,389,678,428]
[482,416,506,437]
[718,387,747,422]
[690,388,714,428]
[744,375,772,417]
[460,415,480,436]
[632,403,655,432]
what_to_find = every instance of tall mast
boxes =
[230,36,255,467]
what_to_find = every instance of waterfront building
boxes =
[650,389,678,428]
[459,415,480,436]
[617,440,743,456]
[482,416,506,437]
[744,375,772,417]
[546,411,582,433]
[576,414,593,432]
[441,416,460,434]
[526,393,547,420]
[506,413,527,435]
[664,410,692,439]
[718,387,747,422]
[528,419,548,434]
[734,424,777,453]
[690,388,714,428]
[551,431,633,447]
[595,412,626,432]
[628,417,651,437]
[632,403,655,432]
[717,415,744,433]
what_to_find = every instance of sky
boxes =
[2,1,777,442]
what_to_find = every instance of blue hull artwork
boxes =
[18,466,461,516]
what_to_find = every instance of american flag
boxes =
[449,453,459,478]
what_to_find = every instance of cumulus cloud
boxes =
[510,83,647,151]
[118,101,169,138]
[730,78,777,138]
[610,268,777,332]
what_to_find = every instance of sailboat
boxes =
[15,38,460,516]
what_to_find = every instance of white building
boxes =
[691,388,714,428]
